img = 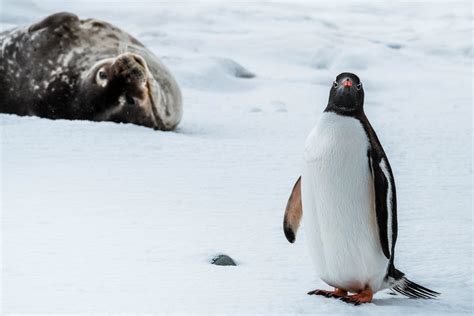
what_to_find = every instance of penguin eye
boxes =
[356,83,362,91]
[95,67,108,87]
[333,81,338,88]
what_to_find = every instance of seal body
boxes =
[302,112,388,293]
[0,12,182,130]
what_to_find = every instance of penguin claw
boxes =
[307,289,331,297]
[308,288,347,299]
[340,296,361,305]
[339,289,373,305]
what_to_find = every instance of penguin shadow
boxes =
[371,297,404,306]
[371,292,428,306]
[308,292,408,307]
[313,291,435,307]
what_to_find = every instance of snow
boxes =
[1,0,472,314]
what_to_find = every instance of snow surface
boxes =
[1,0,472,314]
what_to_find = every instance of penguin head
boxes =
[326,72,364,115]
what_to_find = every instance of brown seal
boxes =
[0,12,182,130]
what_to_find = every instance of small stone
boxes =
[211,254,236,266]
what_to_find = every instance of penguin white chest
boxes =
[302,112,388,292]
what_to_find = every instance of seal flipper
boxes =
[28,12,79,32]
[283,176,302,243]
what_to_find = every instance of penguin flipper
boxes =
[369,153,393,259]
[283,176,302,243]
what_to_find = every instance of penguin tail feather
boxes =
[391,274,440,299]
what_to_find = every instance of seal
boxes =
[0,12,182,130]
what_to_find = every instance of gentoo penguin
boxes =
[283,73,439,305]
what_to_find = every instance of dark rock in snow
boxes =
[211,254,236,266]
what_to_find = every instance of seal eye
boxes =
[125,94,135,105]
[95,67,108,87]
[356,83,362,91]
[333,81,338,88]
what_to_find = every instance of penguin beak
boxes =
[342,79,352,88]
[336,78,355,96]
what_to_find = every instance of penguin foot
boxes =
[307,288,347,298]
[340,289,373,305]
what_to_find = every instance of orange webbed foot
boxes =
[340,288,373,305]
[308,288,348,299]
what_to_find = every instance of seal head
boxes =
[79,53,168,129]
